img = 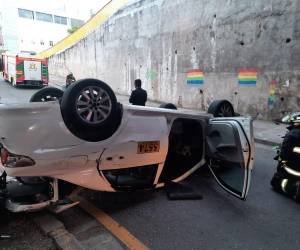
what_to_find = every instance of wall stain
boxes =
[146,69,157,80]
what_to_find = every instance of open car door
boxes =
[206,117,254,200]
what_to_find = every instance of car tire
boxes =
[207,100,234,117]
[159,103,177,110]
[60,78,121,142]
[30,87,64,102]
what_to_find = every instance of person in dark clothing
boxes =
[271,112,300,203]
[129,79,147,106]
[66,73,76,88]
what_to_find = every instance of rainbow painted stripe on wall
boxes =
[238,69,257,85]
[187,69,204,85]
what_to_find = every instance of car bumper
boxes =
[16,80,48,87]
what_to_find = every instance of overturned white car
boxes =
[0,79,254,212]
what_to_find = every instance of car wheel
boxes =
[60,78,121,142]
[30,87,64,102]
[159,103,177,110]
[207,100,234,117]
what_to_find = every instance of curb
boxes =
[33,213,84,250]
[254,137,280,147]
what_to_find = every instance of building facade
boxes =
[0,0,84,55]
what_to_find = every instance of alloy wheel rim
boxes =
[76,86,112,124]
[218,103,233,117]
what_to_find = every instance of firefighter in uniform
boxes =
[271,112,300,203]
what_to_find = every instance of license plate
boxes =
[137,141,160,154]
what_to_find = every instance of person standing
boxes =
[65,73,76,88]
[129,79,147,106]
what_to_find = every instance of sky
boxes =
[48,0,111,20]
[0,0,111,21]
[0,0,112,52]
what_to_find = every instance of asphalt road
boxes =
[0,78,38,103]
[0,211,56,250]
[0,77,299,250]
[79,143,300,250]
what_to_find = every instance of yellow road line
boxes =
[37,0,129,58]
[69,194,149,250]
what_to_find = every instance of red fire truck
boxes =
[1,53,48,87]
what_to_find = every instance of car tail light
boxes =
[0,148,8,165]
[0,148,35,168]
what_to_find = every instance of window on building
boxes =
[18,9,34,19]
[40,40,44,45]
[49,41,53,46]
[70,18,84,28]
[20,51,36,56]
[54,15,67,25]
[36,12,53,22]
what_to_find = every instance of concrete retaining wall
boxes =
[49,0,300,119]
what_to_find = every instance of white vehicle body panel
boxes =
[24,60,42,81]
[100,115,169,170]
[7,56,16,80]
